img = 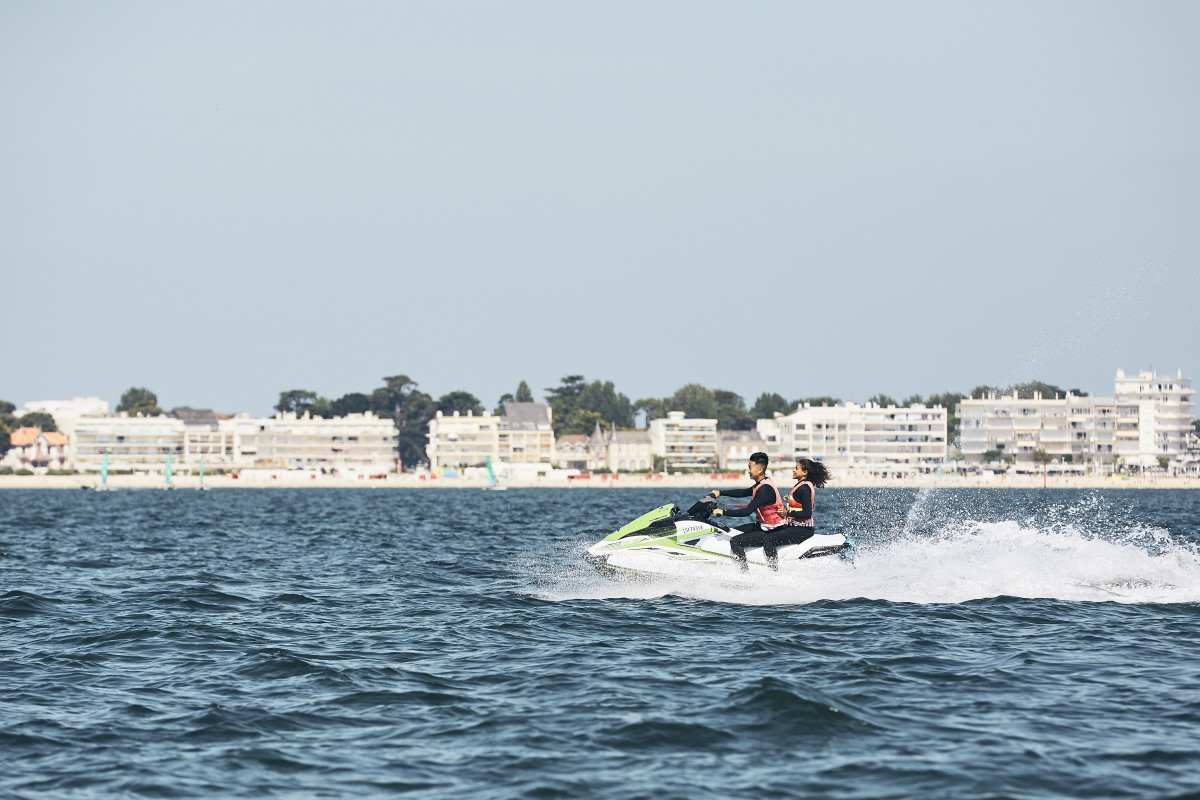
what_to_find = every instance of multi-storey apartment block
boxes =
[426,402,554,469]
[72,411,398,473]
[957,369,1194,470]
[757,402,948,473]
[648,411,719,469]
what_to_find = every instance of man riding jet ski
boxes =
[585,457,852,579]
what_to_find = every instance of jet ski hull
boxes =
[586,503,854,580]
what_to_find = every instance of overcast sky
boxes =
[3,1,1198,416]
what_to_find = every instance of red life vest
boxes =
[754,476,786,529]
[785,480,815,527]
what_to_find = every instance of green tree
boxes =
[275,389,318,415]
[577,381,633,428]
[14,412,57,432]
[373,374,436,470]
[1192,418,1199,434]
[545,375,587,434]
[982,449,1002,463]
[1032,449,1053,465]
[515,381,534,402]
[437,390,485,416]
[117,387,163,416]
[1156,455,1170,471]
[902,394,924,406]
[331,392,372,417]
[309,396,334,418]
[750,392,793,419]
[545,376,634,434]
[868,394,898,408]
[0,418,10,457]
[558,409,605,437]
[634,397,668,423]
[713,389,753,430]
[667,384,717,419]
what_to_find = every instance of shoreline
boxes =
[1,474,1197,490]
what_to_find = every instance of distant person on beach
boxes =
[710,454,831,571]
[709,452,786,570]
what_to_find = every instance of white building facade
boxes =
[758,402,948,474]
[958,369,1195,470]
[648,411,719,469]
[426,402,554,469]
[71,412,398,473]
[19,396,110,443]
[608,429,653,472]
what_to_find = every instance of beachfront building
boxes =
[499,402,555,465]
[226,411,397,472]
[1,428,70,473]
[718,430,765,470]
[426,402,554,470]
[648,411,719,469]
[957,368,1195,471]
[18,396,109,441]
[73,415,187,472]
[552,424,652,472]
[72,411,398,473]
[1114,369,1195,467]
[607,428,653,472]
[553,434,591,470]
[757,402,948,474]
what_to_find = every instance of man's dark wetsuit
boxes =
[718,482,782,568]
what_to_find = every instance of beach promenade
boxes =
[2,473,1197,491]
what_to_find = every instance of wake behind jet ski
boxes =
[585,495,855,579]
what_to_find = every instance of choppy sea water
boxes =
[2,487,1199,799]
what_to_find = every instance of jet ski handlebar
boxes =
[681,495,732,533]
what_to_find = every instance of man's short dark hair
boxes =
[749,452,769,468]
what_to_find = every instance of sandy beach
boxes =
[2,473,1197,491]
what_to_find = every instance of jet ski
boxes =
[585,497,855,579]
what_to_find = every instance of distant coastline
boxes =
[2,473,1197,491]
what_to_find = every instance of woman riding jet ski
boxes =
[585,456,854,578]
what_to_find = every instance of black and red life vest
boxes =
[785,480,816,527]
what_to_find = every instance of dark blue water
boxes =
[3,488,1200,799]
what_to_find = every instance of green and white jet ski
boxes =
[585,500,854,579]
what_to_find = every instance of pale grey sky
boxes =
[3,1,1198,415]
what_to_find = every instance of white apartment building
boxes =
[1114,369,1194,466]
[758,402,948,473]
[230,412,398,471]
[499,402,555,465]
[74,415,187,471]
[426,402,554,469]
[648,411,719,469]
[19,397,109,440]
[958,369,1195,470]
[72,411,398,473]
